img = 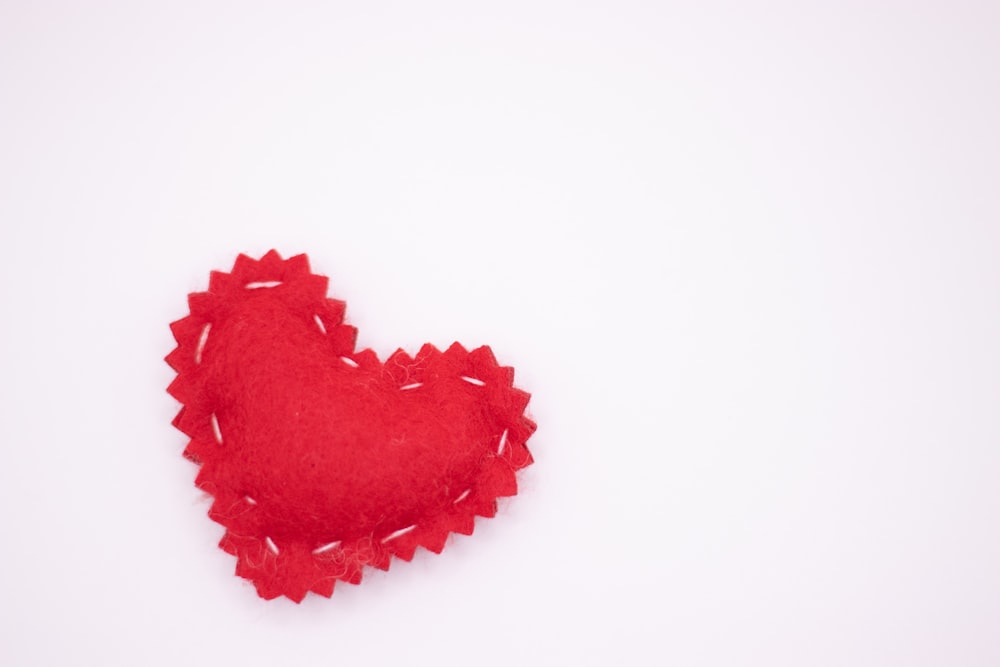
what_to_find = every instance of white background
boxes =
[1,1,998,665]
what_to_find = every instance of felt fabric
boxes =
[166,251,535,602]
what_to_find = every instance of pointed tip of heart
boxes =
[167,250,537,603]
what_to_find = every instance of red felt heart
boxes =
[166,251,535,602]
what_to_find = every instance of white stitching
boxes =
[210,413,223,444]
[453,489,471,504]
[341,356,359,368]
[460,376,485,386]
[380,525,416,543]
[264,536,280,555]
[244,496,257,505]
[400,383,422,390]
[312,541,341,555]
[194,323,211,364]
[313,314,327,334]
[497,429,508,455]
[245,281,282,289]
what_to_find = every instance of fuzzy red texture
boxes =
[165,251,535,602]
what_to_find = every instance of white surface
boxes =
[1,2,999,665]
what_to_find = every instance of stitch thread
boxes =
[380,525,417,544]
[312,541,341,555]
[210,413,223,444]
[194,323,211,364]
[264,536,280,555]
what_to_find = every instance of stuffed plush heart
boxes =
[166,251,535,602]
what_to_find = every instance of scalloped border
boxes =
[165,250,536,601]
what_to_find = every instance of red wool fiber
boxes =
[166,251,536,602]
